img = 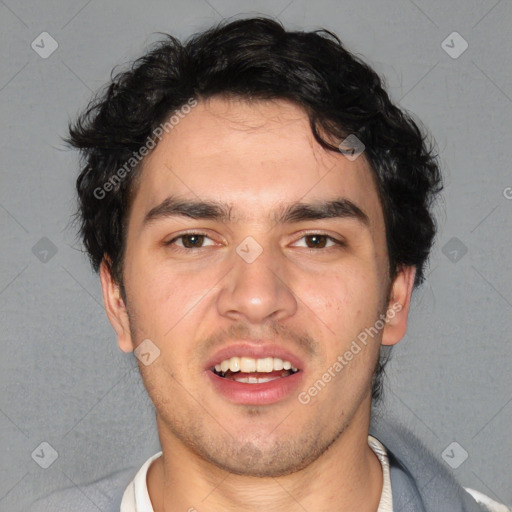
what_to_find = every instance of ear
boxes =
[99,257,134,353]
[381,265,416,346]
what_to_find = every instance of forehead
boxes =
[129,96,384,231]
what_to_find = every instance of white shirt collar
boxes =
[368,435,394,512]
[120,436,393,512]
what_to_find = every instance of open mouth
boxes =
[211,356,300,384]
[206,353,304,404]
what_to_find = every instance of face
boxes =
[101,96,414,477]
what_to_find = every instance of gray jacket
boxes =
[368,416,505,511]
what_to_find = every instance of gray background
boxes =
[1,0,511,510]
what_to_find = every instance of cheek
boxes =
[300,269,384,379]
[126,261,211,340]
[304,265,381,322]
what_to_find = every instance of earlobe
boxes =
[381,265,416,347]
[99,258,134,353]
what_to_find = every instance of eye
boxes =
[166,233,216,249]
[291,234,344,249]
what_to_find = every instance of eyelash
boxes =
[164,232,345,252]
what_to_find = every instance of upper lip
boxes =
[205,341,305,371]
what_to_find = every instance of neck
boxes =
[147,404,382,512]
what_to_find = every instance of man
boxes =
[30,17,509,512]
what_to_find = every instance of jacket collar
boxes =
[369,413,487,512]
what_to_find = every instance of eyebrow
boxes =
[142,196,370,228]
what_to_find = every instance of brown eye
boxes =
[290,233,343,250]
[180,234,205,248]
[166,233,215,249]
[304,234,329,248]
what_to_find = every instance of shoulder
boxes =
[370,415,510,512]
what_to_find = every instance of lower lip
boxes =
[206,370,304,405]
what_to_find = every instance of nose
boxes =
[216,242,298,325]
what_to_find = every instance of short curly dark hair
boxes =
[67,17,442,403]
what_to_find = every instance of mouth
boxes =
[206,348,304,405]
[211,356,299,383]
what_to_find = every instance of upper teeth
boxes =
[215,357,298,373]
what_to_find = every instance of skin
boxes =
[100,96,416,512]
